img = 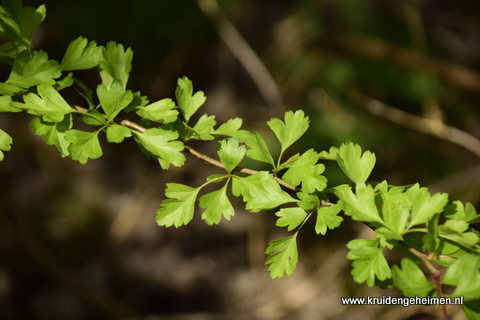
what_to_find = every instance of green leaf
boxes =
[282,149,327,193]
[318,146,339,160]
[275,207,307,231]
[13,84,74,122]
[407,184,448,228]
[241,132,275,167]
[31,115,71,157]
[187,114,216,141]
[232,171,297,212]
[133,127,185,170]
[213,118,242,137]
[0,0,46,49]
[445,200,480,224]
[82,109,105,126]
[265,233,298,278]
[156,183,201,227]
[392,258,435,297]
[316,204,343,235]
[64,129,102,164]
[267,110,309,156]
[0,95,20,112]
[97,80,134,121]
[135,98,178,124]
[7,50,61,87]
[346,239,392,286]
[297,191,320,211]
[438,220,480,251]
[442,254,480,300]
[60,36,103,71]
[335,183,384,225]
[378,185,411,234]
[106,124,131,143]
[199,182,234,225]
[335,142,376,184]
[217,138,246,173]
[175,76,206,122]
[0,128,13,160]
[99,41,132,89]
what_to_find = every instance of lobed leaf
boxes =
[156,183,201,227]
[0,128,13,160]
[406,184,448,228]
[7,50,61,87]
[199,182,234,225]
[64,129,102,164]
[106,124,131,143]
[61,36,103,71]
[187,114,216,141]
[275,207,307,231]
[315,204,343,235]
[392,258,435,297]
[346,239,391,286]
[335,142,376,184]
[97,80,134,121]
[213,118,243,137]
[217,138,246,173]
[265,234,299,278]
[135,98,178,124]
[282,149,327,193]
[335,183,384,225]
[241,131,275,167]
[99,41,132,89]
[31,115,71,157]
[442,254,480,300]
[175,76,206,122]
[267,110,309,155]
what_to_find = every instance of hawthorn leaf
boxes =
[407,185,448,228]
[0,128,13,160]
[297,192,320,211]
[267,110,309,154]
[318,146,339,160]
[99,41,132,89]
[175,76,206,122]
[438,220,480,252]
[265,233,298,278]
[61,36,103,71]
[187,114,216,141]
[82,109,105,126]
[0,82,24,96]
[156,183,201,228]
[445,200,480,224]
[346,239,392,286]
[442,254,480,300]
[242,132,275,167]
[0,95,20,112]
[199,182,234,225]
[0,0,46,49]
[335,183,384,225]
[217,138,246,173]
[213,118,243,137]
[13,84,74,122]
[282,149,327,193]
[135,98,178,124]
[64,129,102,164]
[232,171,297,212]
[31,115,71,157]
[392,258,435,297]
[133,127,185,170]
[7,50,61,87]
[378,187,411,234]
[316,204,343,235]
[97,80,134,121]
[335,142,376,184]
[275,207,307,231]
[106,124,131,143]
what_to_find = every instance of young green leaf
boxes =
[199,182,234,225]
[61,36,103,71]
[282,149,327,193]
[0,82,24,96]
[316,204,343,235]
[335,183,384,225]
[406,184,448,228]
[275,207,307,231]
[175,76,206,122]
[438,220,480,252]
[82,109,105,126]
[217,138,246,173]
[0,128,13,160]
[445,200,480,224]
[442,254,480,300]
[213,118,243,137]
[135,98,178,124]
[106,124,131,143]
[156,183,201,228]
[267,110,309,155]
[265,233,298,278]
[392,258,435,297]
[187,114,216,141]
[7,50,61,87]
[64,129,102,164]
[0,0,46,49]
[133,128,185,170]
[232,171,297,212]
[346,239,392,286]
[335,142,376,184]
[97,80,134,121]
[378,186,411,234]
[31,115,71,157]
[318,146,339,160]
[13,84,74,122]
[241,131,275,167]
[0,95,21,112]
[99,41,132,89]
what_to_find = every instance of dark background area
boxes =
[1,0,479,319]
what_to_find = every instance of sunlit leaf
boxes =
[156,183,201,227]
[265,234,298,278]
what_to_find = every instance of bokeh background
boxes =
[1,0,479,319]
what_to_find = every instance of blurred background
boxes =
[1,0,479,319]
